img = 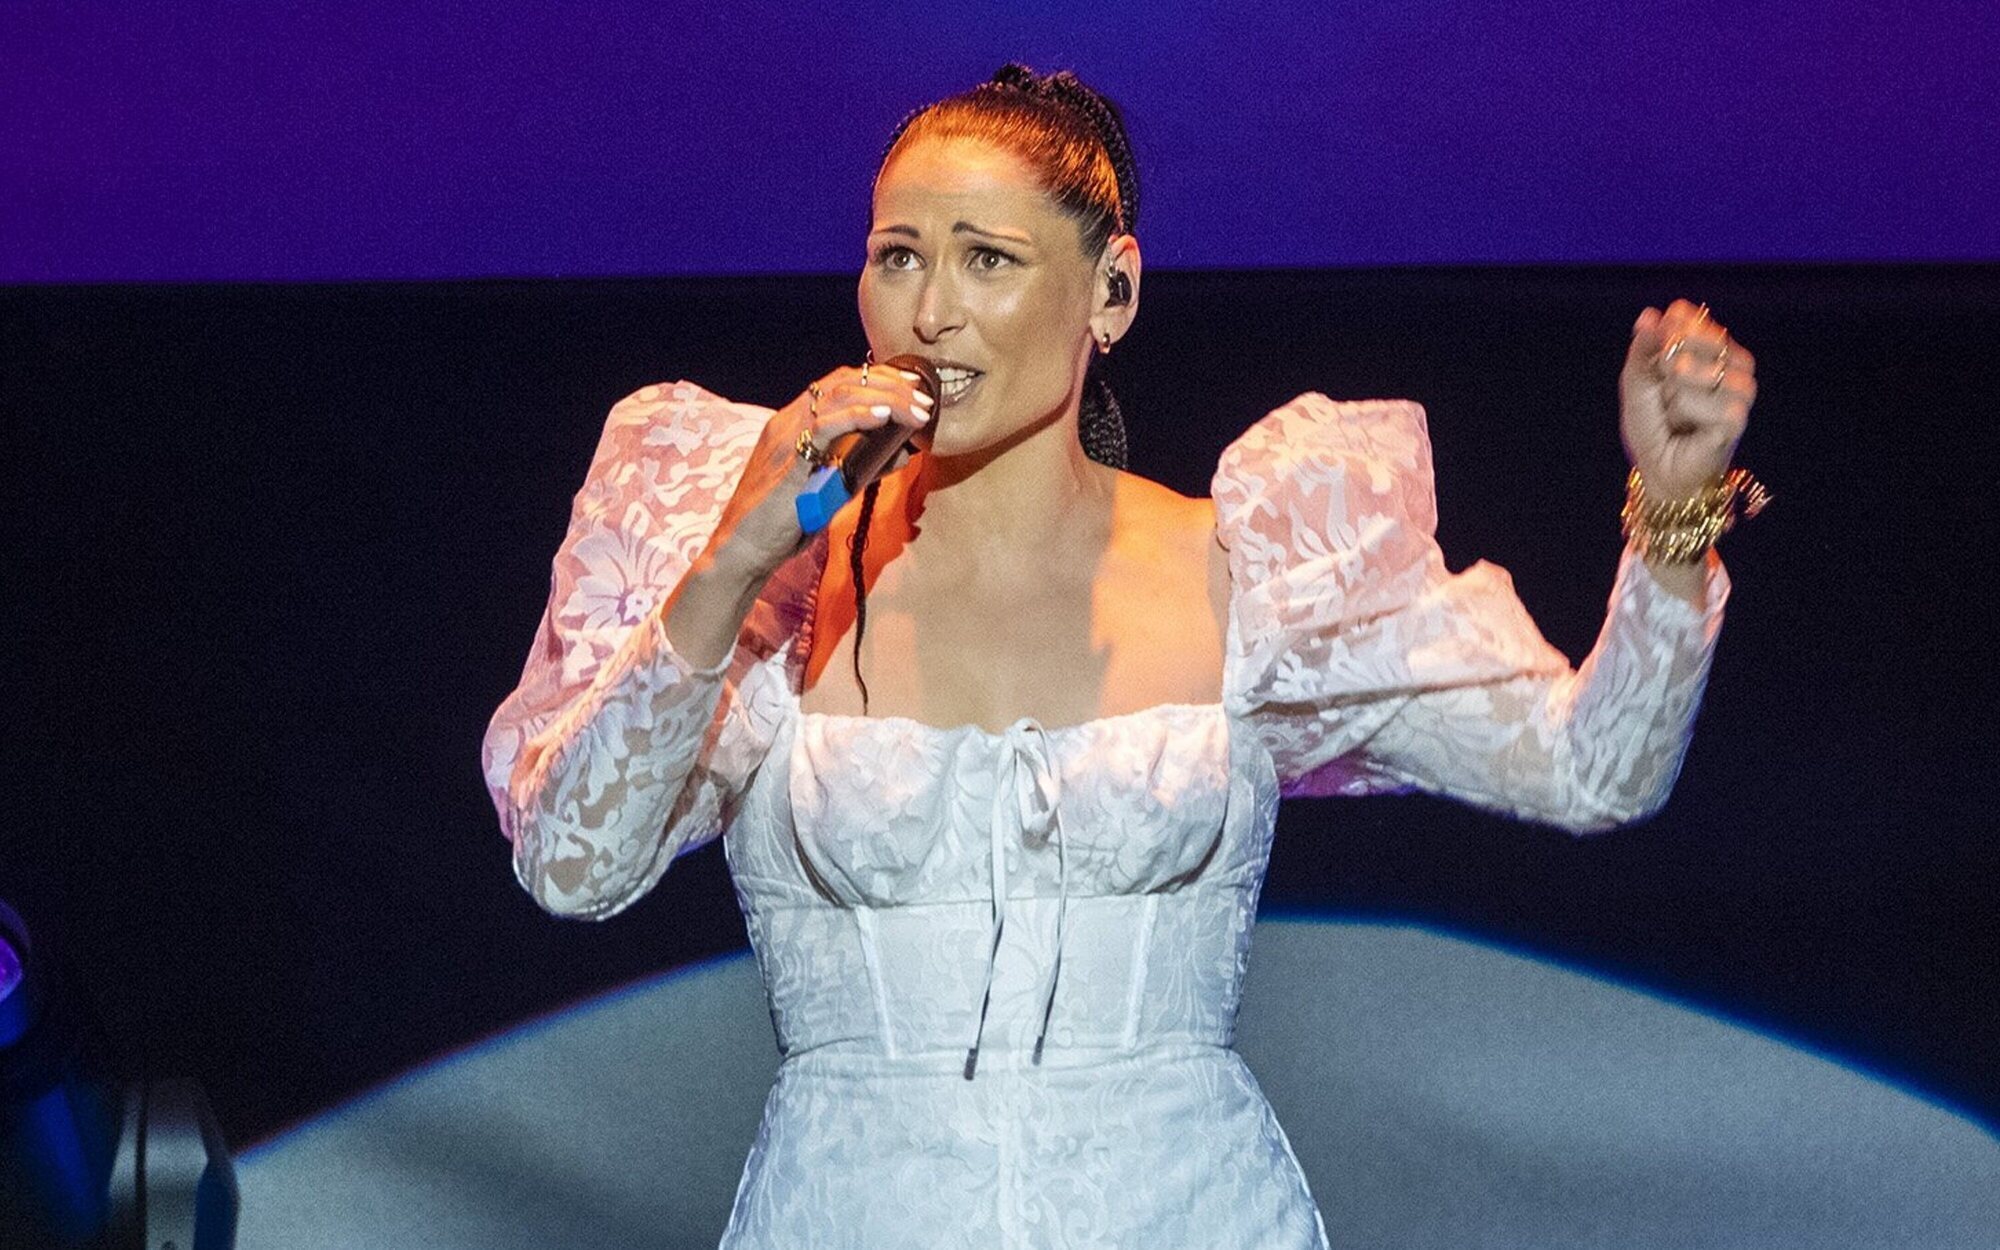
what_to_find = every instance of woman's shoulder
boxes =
[561,380,779,563]
[1104,467,1232,631]
[600,378,772,437]
[1215,393,1429,480]
[1108,465,1216,538]
[573,380,775,500]
[1212,393,1435,533]
[1100,387,1434,559]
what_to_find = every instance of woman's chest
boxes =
[731,701,1267,909]
[798,508,1229,732]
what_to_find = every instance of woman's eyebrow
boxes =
[869,221,1035,245]
[952,221,1034,245]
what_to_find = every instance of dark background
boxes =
[2,264,1996,1152]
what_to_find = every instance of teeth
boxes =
[934,366,979,381]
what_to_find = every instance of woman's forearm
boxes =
[1641,548,1721,610]
[663,543,781,672]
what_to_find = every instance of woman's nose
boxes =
[913,273,964,342]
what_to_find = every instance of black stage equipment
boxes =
[0,898,238,1249]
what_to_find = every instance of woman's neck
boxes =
[896,406,1113,559]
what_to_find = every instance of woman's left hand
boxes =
[1619,298,1756,501]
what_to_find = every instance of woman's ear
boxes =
[1091,234,1142,352]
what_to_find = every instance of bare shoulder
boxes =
[1109,470,1213,544]
[1108,469,1231,635]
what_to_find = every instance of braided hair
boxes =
[846,65,1140,713]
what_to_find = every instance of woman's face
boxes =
[860,136,1103,456]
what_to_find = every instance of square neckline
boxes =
[790,695,1228,741]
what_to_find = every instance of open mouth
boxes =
[932,363,984,406]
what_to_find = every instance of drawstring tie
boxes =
[963,720,1069,1080]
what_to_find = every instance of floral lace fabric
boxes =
[482,383,1728,1248]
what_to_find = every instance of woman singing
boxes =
[482,64,1760,1248]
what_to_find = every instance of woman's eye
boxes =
[969,247,1015,271]
[871,245,918,270]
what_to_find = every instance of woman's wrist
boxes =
[663,547,776,672]
[1634,544,1715,609]
[1620,466,1768,566]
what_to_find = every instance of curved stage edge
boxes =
[237,918,2000,1249]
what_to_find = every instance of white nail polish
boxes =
[870,404,892,418]
[912,391,935,407]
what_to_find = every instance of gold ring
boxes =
[1659,336,1686,374]
[795,427,830,469]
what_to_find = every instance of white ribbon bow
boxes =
[964,720,1070,1080]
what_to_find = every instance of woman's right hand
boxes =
[703,362,935,580]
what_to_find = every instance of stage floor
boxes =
[237,918,2000,1248]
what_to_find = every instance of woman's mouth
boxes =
[933,364,984,407]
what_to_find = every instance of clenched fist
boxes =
[1620,298,1756,502]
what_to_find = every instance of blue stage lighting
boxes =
[0,899,239,1249]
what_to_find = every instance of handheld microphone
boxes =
[795,355,940,535]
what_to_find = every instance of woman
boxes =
[483,65,1760,1248]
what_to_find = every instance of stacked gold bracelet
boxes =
[1621,467,1771,564]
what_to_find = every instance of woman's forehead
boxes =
[872,138,1065,233]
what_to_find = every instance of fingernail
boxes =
[870,404,892,418]
[912,390,934,407]
[913,406,931,423]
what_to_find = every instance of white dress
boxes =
[481,381,1729,1249]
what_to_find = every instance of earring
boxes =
[1096,329,1112,356]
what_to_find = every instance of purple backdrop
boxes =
[4,0,1995,283]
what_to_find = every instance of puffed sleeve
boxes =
[1213,393,1730,832]
[481,381,814,918]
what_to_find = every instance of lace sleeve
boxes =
[1214,393,1730,832]
[481,381,797,917]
